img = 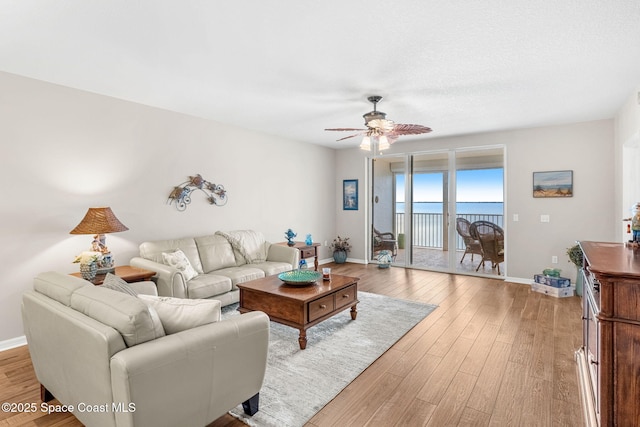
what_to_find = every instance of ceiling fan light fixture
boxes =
[378,135,390,151]
[360,136,371,151]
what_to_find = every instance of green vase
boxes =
[333,250,347,264]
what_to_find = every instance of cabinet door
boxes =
[586,296,600,418]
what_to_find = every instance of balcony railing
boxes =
[395,213,504,249]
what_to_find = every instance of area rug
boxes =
[223,291,437,427]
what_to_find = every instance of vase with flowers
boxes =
[331,235,351,264]
[73,251,103,281]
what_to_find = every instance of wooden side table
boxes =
[70,265,156,286]
[277,241,321,271]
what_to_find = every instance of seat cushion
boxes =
[186,274,233,299]
[251,261,294,276]
[138,295,221,334]
[214,266,265,289]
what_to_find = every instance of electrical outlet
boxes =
[541,214,550,223]
[324,240,328,246]
[552,256,558,264]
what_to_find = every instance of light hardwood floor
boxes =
[0,263,583,426]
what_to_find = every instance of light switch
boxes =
[513,213,519,222]
[541,214,550,223]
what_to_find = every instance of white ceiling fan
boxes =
[325,95,432,151]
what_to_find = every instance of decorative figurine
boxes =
[285,229,297,246]
[305,234,313,245]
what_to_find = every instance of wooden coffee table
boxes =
[237,273,360,349]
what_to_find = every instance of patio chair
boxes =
[373,227,398,259]
[470,220,505,275]
[456,217,484,264]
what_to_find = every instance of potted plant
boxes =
[567,244,584,296]
[331,236,351,264]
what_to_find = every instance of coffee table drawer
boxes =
[308,294,335,322]
[335,284,357,309]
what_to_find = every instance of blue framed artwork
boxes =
[343,179,358,210]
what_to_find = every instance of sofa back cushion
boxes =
[194,234,237,273]
[70,286,165,346]
[139,237,204,274]
[215,230,268,265]
[34,271,90,306]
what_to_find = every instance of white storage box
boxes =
[531,282,575,298]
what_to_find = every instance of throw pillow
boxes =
[162,249,198,281]
[101,273,138,296]
[138,294,221,334]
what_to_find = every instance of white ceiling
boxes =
[1,1,640,149]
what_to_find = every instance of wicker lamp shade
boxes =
[70,207,129,235]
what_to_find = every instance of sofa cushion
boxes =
[215,266,265,289]
[70,286,165,347]
[186,274,232,299]
[216,230,267,265]
[34,271,90,306]
[101,273,138,296]
[162,249,198,281]
[138,295,221,334]
[251,261,294,277]
[139,237,203,274]
[194,234,237,273]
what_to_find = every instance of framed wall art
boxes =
[533,170,573,198]
[343,179,358,210]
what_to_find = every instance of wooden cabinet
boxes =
[577,241,640,426]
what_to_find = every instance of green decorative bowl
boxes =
[278,270,322,285]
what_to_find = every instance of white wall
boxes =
[335,120,616,281]
[0,72,336,343]
[615,86,640,240]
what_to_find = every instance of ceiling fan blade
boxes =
[335,132,366,141]
[325,127,367,131]
[390,123,433,135]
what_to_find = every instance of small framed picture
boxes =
[343,179,358,210]
[533,170,573,198]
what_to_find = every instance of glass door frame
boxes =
[368,145,505,276]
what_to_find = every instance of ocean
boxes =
[396,202,503,215]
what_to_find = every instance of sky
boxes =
[396,168,504,202]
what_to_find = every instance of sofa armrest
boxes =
[266,243,299,266]
[110,311,269,427]
[130,257,188,298]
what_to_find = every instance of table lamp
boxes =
[70,207,129,274]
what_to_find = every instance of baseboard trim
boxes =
[505,276,532,285]
[0,336,27,352]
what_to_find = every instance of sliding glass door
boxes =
[370,147,504,277]
[454,149,504,276]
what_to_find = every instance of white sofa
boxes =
[130,230,299,306]
[22,271,270,427]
